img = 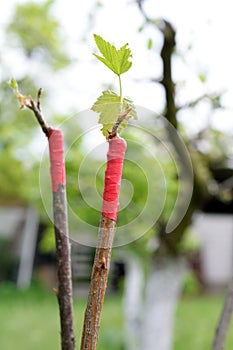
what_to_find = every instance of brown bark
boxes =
[53,185,76,350]
[80,216,116,350]
[158,20,210,253]
[20,90,75,350]
[159,20,177,129]
[80,112,129,349]
[136,2,210,254]
[212,279,233,350]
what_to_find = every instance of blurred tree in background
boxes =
[7,0,70,69]
[0,0,74,208]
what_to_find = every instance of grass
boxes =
[0,282,123,350]
[0,282,232,349]
[174,294,233,350]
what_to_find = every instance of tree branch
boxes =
[212,278,233,350]
[80,216,116,350]
[53,183,75,350]
[25,89,52,136]
[108,107,132,139]
[80,136,126,349]
[21,89,75,350]
[136,1,177,129]
[136,1,210,254]
[177,92,222,111]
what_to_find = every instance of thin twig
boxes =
[37,87,42,110]
[25,89,52,136]
[136,0,150,22]
[176,92,222,111]
[108,107,132,139]
[212,278,233,350]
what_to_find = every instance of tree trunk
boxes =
[140,257,186,350]
[123,254,145,350]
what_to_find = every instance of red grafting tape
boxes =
[102,137,127,221]
[47,129,66,192]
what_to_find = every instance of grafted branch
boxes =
[108,107,132,138]
[80,216,116,350]
[80,135,127,350]
[16,88,75,350]
[27,88,52,135]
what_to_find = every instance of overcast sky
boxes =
[1,0,233,134]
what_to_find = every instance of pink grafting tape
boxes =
[47,129,66,192]
[102,137,127,221]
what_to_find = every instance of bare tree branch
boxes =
[212,278,233,350]
[108,107,132,139]
[25,89,52,136]
[20,90,75,350]
[177,93,223,111]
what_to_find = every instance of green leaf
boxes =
[91,90,121,125]
[123,96,137,120]
[91,90,137,138]
[138,25,144,33]
[147,38,153,50]
[93,34,132,75]
[7,77,18,92]
[198,73,206,83]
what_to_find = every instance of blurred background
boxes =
[0,0,233,349]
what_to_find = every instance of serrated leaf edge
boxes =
[93,34,133,75]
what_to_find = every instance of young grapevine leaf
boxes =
[91,90,137,138]
[92,35,137,138]
[123,96,137,120]
[7,77,19,92]
[93,34,132,75]
[91,90,121,123]
[7,77,28,109]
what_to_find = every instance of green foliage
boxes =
[182,271,201,296]
[0,77,44,205]
[179,228,200,254]
[91,90,137,138]
[175,294,233,350]
[7,77,31,109]
[0,150,26,205]
[147,38,153,50]
[0,285,233,350]
[7,77,18,92]
[7,0,70,70]
[198,73,206,83]
[39,226,55,253]
[92,90,121,123]
[93,34,132,75]
[92,35,137,138]
[0,286,124,350]
[1,0,74,209]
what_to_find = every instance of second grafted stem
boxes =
[80,216,116,350]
